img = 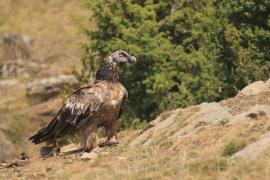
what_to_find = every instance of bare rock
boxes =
[129,102,233,147]
[60,143,81,156]
[229,105,270,124]
[118,156,127,160]
[129,109,182,147]
[232,131,270,160]
[26,75,79,101]
[0,79,18,87]
[0,33,33,61]
[238,80,270,96]
[61,143,80,154]
[0,61,25,78]
[0,60,48,78]
[220,90,270,115]
[80,151,98,160]
[140,109,178,134]
[168,102,233,141]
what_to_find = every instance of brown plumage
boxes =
[29,50,136,152]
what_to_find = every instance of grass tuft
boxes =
[222,140,247,157]
[190,158,228,174]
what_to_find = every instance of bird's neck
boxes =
[95,61,120,81]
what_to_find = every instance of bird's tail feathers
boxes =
[29,117,59,144]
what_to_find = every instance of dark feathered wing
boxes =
[118,92,128,119]
[29,84,104,144]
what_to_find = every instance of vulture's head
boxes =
[97,50,136,81]
[106,50,136,65]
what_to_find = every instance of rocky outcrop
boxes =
[237,79,270,96]
[26,75,79,101]
[130,78,270,160]
[232,131,270,160]
[1,78,270,179]
[0,33,33,61]
[129,102,233,147]
[0,60,49,79]
[0,79,18,87]
[168,103,233,141]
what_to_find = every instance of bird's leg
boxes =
[79,129,87,151]
[80,124,98,152]
[85,130,98,152]
[52,140,61,156]
[105,120,119,146]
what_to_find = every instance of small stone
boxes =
[61,143,79,153]
[100,151,110,156]
[80,152,98,160]
[118,156,127,160]
[46,167,53,172]
[64,159,73,164]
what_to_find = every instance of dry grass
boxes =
[1,87,270,179]
[0,1,270,179]
[0,0,92,55]
[0,0,94,73]
[1,112,270,180]
[0,134,266,179]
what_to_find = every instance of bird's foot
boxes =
[53,147,61,156]
[82,144,99,153]
[81,145,100,154]
[82,148,92,153]
[99,137,119,147]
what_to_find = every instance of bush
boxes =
[78,0,270,124]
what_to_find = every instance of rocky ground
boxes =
[0,79,270,180]
[1,1,270,179]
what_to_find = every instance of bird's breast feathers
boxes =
[106,83,127,108]
[91,82,127,125]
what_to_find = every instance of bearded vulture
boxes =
[29,50,136,153]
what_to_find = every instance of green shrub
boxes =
[78,0,270,125]
[118,116,147,130]
[222,140,247,156]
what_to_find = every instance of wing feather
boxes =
[118,89,128,119]
[29,83,104,144]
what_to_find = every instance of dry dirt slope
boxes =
[1,79,270,179]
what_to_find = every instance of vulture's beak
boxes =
[128,56,137,63]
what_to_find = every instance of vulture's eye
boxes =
[119,52,127,57]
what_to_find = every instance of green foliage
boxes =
[118,116,147,130]
[212,0,270,91]
[222,140,247,156]
[79,0,270,123]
